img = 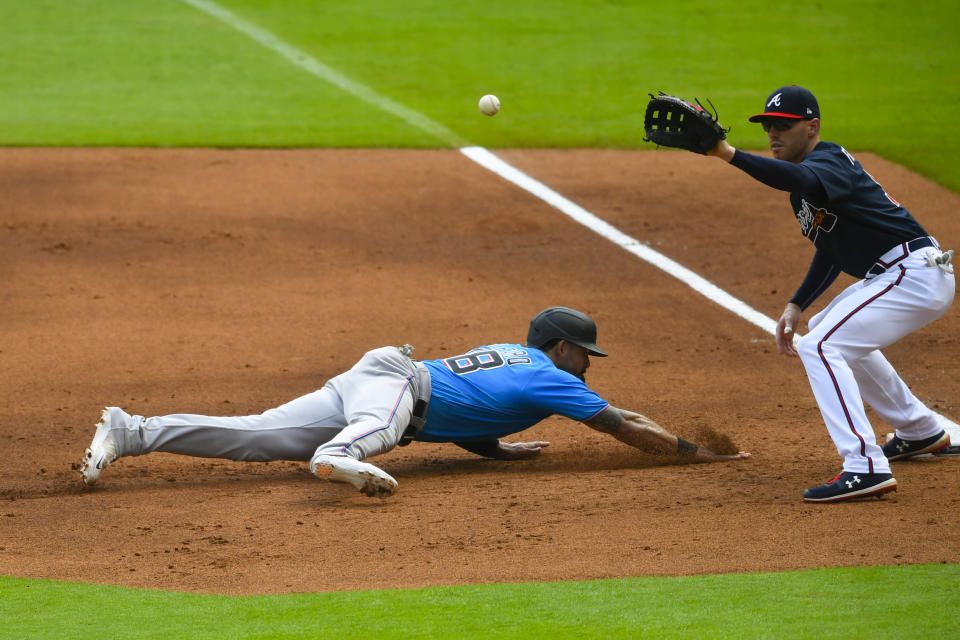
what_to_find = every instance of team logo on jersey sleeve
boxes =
[796,199,838,242]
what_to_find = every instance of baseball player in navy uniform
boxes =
[707,85,955,502]
[80,307,750,497]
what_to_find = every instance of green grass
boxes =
[0,0,958,188]
[2,564,958,639]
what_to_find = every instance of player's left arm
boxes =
[707,139,737,162]
[454,440,550,460]
[584,406,750,462]
[708,141,824,195]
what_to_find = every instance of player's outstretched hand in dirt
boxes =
[696,447,751,463]
[492,440,550,460]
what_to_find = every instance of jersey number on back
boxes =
[444,350,505,375]
[443,348,531,375]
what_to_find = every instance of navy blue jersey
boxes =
[416,344,609,442]
[791,142,927,278]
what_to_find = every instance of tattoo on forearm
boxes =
[586,407,623,433]
[676,437,699,456]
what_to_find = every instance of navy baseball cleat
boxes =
[882,430,950,461]
[803,471,897,503]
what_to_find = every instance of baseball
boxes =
[478,94,500,116]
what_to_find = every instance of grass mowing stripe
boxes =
[1,565,957,639]
[180,0,468,147]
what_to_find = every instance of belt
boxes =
[398,361,431,447]
[865,236,936,279]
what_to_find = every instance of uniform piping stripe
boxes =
[815,265,906,473]
[874,242,909,269]
[340,374,414,455]
[584,404,611,422]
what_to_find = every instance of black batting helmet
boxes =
[526,306,607,357]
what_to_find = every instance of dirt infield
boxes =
[1,148,958,595]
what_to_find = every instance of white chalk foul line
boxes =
[461,146,779,336]
[182,0,959,438]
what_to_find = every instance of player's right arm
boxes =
[776,303,802,357]
[584,407,750,462]
[454,439,550,460]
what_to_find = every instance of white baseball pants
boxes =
[797,244,955,474]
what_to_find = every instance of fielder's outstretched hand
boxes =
[493,440,550,460]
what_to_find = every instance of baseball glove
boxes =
[643,92,728,155]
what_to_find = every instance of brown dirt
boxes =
[1,147,957,595]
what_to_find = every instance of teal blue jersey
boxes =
[417,344,609,442]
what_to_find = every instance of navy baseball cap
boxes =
[749,85,820,122]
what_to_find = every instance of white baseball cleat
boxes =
[80,407,128,486]
[310,454,398,498]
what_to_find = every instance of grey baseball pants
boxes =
[117,347,425,463]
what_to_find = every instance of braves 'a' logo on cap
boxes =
[796,199,837,243]
[767,93,782,107]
